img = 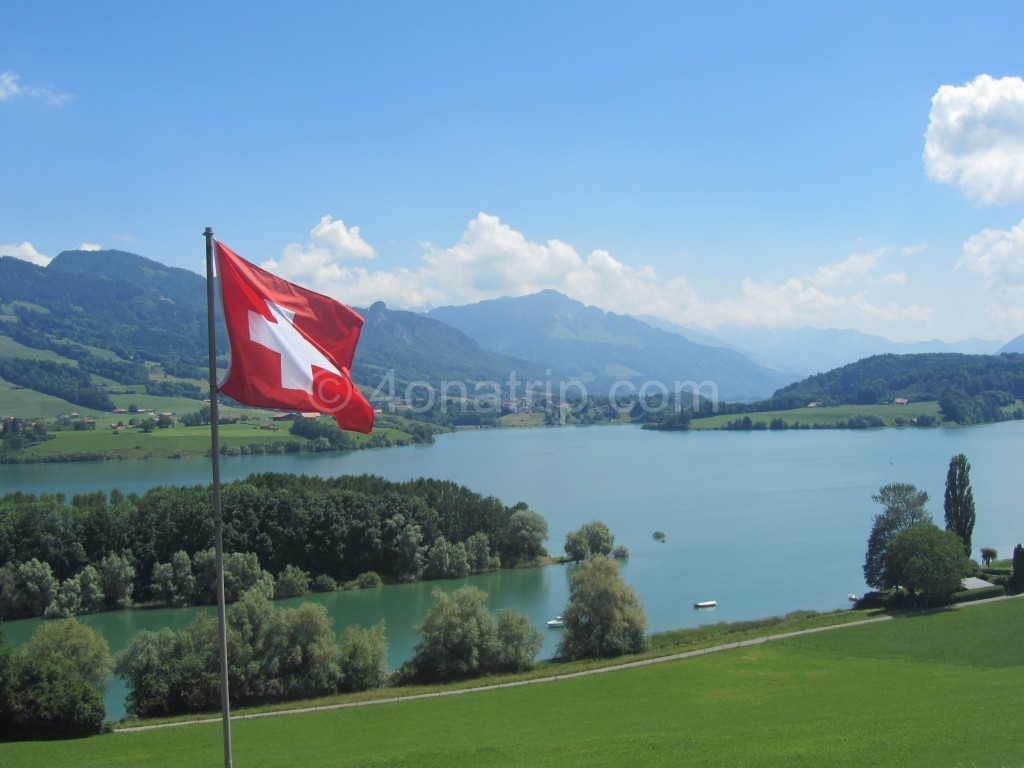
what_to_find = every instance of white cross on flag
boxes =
[215,240,374,433]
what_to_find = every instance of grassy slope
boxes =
[3,599,1021,767]
[689,401,945,429]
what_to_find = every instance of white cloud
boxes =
[681,249,932,331]
[924,74,1024,204]
[267,212,696,318]
[809,249,882,287]
[959,219,1024,286]
[957,219,1024,338]
[268,213,934,337]
[79,243,102,251]
[981,301,1024,337]
[0,70,70,106]
[0,242,50,266]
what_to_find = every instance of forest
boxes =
[0,472,549,621]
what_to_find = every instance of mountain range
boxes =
[427,291,797,401]
[0,248,1018,411]
[638,315,1004,376]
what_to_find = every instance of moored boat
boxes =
[693,600,716,609]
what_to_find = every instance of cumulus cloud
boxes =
[958,219,1024,286]
[957,219,1024,338]
[924,74,1024,204]
[682,249,932,331]
[0,70,70,106]
[267,213,933,337]
[0,242,50,266]
[267,212,696,318]
[809,249,882,287]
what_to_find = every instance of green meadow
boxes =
[2,599,1020,767]
[689,401,946,430]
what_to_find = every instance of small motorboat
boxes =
[693,600,716,609]
[546,615,566,628]
[848,593,858,602]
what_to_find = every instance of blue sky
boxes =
[3,1,1024,342]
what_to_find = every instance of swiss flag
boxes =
[215,240,374,433]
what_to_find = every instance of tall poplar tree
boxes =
[943,453,976,558]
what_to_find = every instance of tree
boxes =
[7,620,112,739]
[884,523,972,605]
[493,608,543,673]
[116,617,220,717]
[0,624,13,737]
[392,523,424,583]
[404,586,499,682]
[1010,544,1024,594]
[401,586,540,683]
[557,557,647,661]
[944,453,976,558]
[274,602,342,700]
[863,483,932,590]
[274,564,311,599]
[169,551,196,605]
[97,552,135,609]
[563,528,590,562]
[223,552,274,603]
[338,621,389,693]
[465,531,494,573]
[45,574,82,618]
[78,564,106,612]
[582,521,614,557]
[979,547,997,567]
[13,558,58,617]
[150,561,177,605]
[503,509,549,565]
[564,521,615,562]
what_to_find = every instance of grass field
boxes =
[2,599,1020,767]
[689,401,946,430]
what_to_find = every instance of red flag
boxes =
[215,240,374,433]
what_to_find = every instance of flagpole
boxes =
[204,227,233,768]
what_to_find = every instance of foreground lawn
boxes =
[3,599,1021,767]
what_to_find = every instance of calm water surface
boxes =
[4,421,1022,719]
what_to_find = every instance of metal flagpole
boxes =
[204,227,233,768]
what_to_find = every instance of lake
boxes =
[4,420,1022,720]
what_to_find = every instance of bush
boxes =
[399,586,540,683]
[311,574,338,593]
[347,571,383,590]
[951,585,1005,604]
[274,565,311,599]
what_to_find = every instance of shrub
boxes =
[274,565,311,599]
[951,585,1005,604]
[349,571,383,590]
[399,586,540,683]
[311,574,338,593]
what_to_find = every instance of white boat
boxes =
[546,615,565,628]
[693,600,716,609]
[848,593,858,602]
